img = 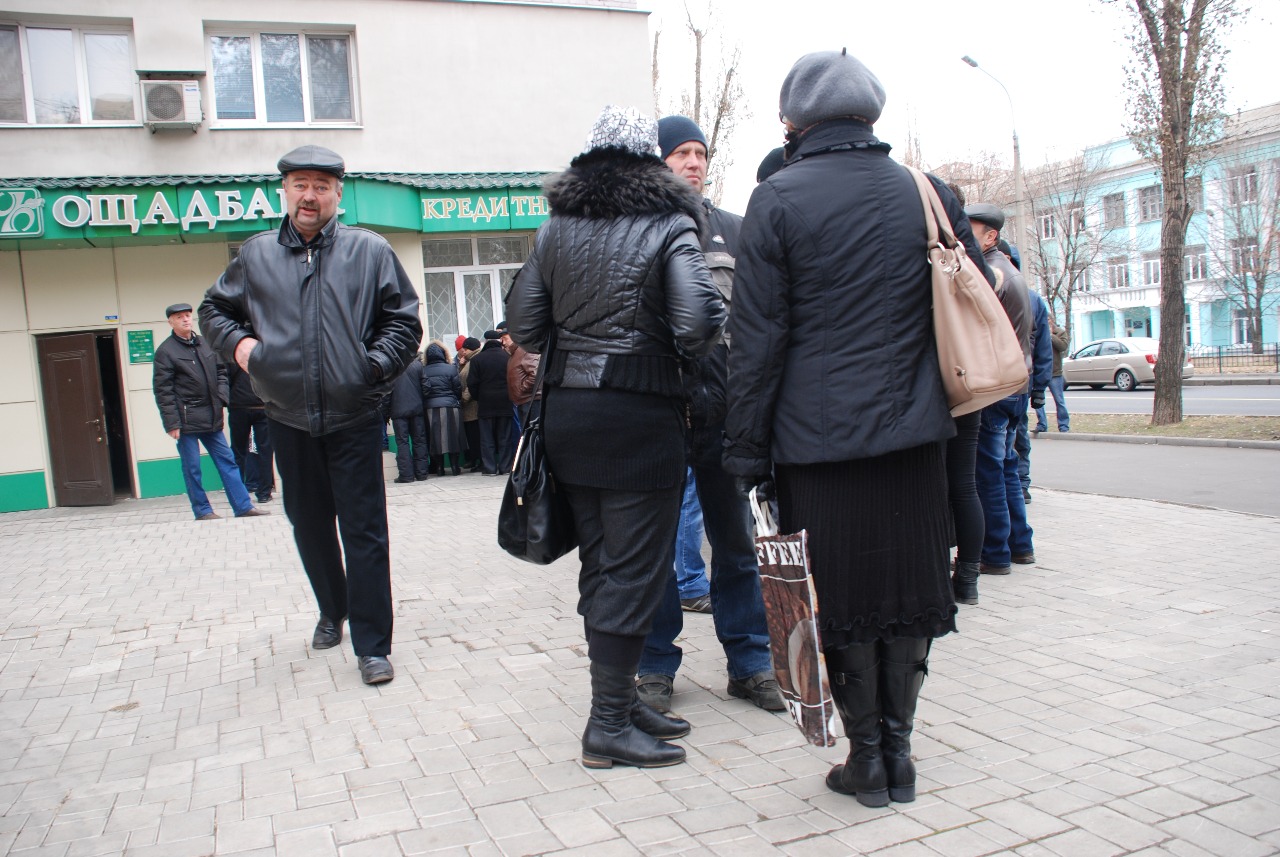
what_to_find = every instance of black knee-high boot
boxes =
[880,638,930,803]
[581,624,690,740]
[581,661,687,769]
[824,642,888,807]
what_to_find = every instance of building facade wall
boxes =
[0,0,652,512]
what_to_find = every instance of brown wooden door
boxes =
[38,333,115,506]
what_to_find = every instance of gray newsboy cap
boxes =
[165,302,192,317]
[277,144,345,178]
[965,203,1006,231]
[779,49,886,129]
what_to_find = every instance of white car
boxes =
[1062,337,1194,391]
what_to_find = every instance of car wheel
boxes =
[1115,369,1137,392]
[1089,384,1104,390]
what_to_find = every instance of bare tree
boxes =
[651,2,748,207]
[932,152,1016,215]
[1197,160,1280,352]
[1112,0,1242,425]
[1022,152,1135,343]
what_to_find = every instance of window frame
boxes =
[1138,185,1164,223]
[421,234,531,342]
[1102,192,1126,229]
[1184,245,1207,282]
[1106,257,1131,290]
[1141,253,1161,287]
[205,27,360,127]
[1038,213,1057,240]
[0,21,139,126]
[1226,166,1258,206]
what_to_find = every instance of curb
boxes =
[1183,377,1280,386]
[1032,431,1280,451]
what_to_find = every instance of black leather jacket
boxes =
[507,149,725,392]
[199,216,423,436]
[152,332,226,434]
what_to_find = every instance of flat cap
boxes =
[965,203,1005,231]
[165,302,192,317]
[483,329,503,341]
[277,144,345,178]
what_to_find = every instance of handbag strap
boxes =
[904,166,962,252]
[519,329,554,427]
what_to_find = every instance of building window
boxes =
[1102,193,1126,228]
[1142,253,1161,286]
[1071,269,1091,293]
[1184,245,1207,281]
[421,234,530,344]
[1230,237,1260,274]
[1106,257,1130,290]
[1138,185,1163,222]
[0,23,137,124]
[1232,308,1253,345]
[1185,175,1204,212]
[208,30,356,124]
[1226,167,1258,206]
[1068,206,1085,233]
[1038,213,1057,240]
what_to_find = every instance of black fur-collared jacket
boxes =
[507,148,726,397]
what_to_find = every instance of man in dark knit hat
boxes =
[635,115,785,715]
[200,144,422,687]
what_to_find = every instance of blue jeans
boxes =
[975,395,1034,566]
[639,458,773,680]
[178,430,253,518]
[675,467,710,599]
[1034,375,1070,432]
[1015,411,1031,493]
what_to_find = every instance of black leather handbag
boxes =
[497,339,577,564]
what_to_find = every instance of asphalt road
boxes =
[1049,384,1280,416]
[1030,437,1280,517]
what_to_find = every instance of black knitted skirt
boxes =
[775,442,957,649]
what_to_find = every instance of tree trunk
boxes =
[1152,171,1188,426]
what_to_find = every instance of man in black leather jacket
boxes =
[635,116,784,714]
[200,145,422,686]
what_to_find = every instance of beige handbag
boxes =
[905,166,1027,417]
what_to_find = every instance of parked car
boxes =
[1062,337,1195,391]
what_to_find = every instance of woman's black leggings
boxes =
[945,411,983,565]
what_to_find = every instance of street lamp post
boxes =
[961,55,1031,260]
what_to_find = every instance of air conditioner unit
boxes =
[141,80,202,131]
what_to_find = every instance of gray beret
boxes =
[965,203,1005,231]
[779,49,886,130]
[277,144,345,178]
[165,302,192,317]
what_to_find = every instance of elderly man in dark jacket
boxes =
[964,204,1035,579]
[200,145,422,686]
[466,331,513,475]
[153,303,264,521]
[388,355,428,483]
[636,115,783,716]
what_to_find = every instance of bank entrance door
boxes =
[37,331,133,506]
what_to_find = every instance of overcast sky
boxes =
[639,0,1279,214]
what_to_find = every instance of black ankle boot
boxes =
[581,662,686,769]
[631,698,691,740]
[825,644,889,807]
[953,561,980,605]
[880,638,929,803]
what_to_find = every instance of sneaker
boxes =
[727,672,786,711]
[680,595,712,613]
[636,674,674,713]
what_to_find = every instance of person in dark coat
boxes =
[225,362,275,503]
[722,51,994,808]
[388,354,428,483]
[466,332,513,475]
[152,303,265,520]
[420,341,464,475]
[456,337,483,471]
[507,105,726,770]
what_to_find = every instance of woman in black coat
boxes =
[507,105,725,770]
[419,341,464,475]
[723,52,990,808]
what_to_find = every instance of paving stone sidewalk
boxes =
[1,466,1278,857]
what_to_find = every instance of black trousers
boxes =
[227,406,274,499]
[565,482,682,649]
[392,414,429,479]
[463,420,481,467]
[478,415,513,474]
[945,411,983,565]
[271,416,393,657]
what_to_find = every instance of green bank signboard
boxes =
[0,180,549,247]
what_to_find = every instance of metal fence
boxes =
[1186,343,1280,374]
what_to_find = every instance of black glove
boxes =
[734,476,775,503]
[1030,390,1045,410]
